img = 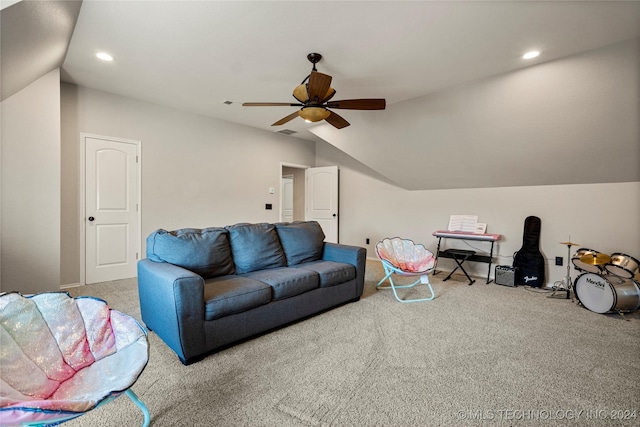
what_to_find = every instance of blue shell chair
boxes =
[0,292,150,427]
[375,237,437,303]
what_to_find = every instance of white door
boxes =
[281,176,294,222]
[84,136,140,284]
[305,166,339,243]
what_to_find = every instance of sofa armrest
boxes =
[322,243,367,298]
[137,259,206,364]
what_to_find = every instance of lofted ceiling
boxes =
[2,1,639,191]
[51,0,640,142]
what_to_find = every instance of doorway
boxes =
[280,163,339,243]
[81,134,141,284]
[280,165,306,222]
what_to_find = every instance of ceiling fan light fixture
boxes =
[293,84,308,102]
[298,107,330,123]
[293,84,335,103]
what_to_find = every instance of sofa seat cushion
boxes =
[146,227,234,279]
[275,221,325,266]
[226,223,287,274]
[242,267,319,301]
[294,261,356,288]
[203,276,272,321]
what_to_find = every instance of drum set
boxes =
[561,241,640,315]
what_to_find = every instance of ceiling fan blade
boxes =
[271,111,300,126]
[307,71,332,102]
[243,102,302,107]
[325,111,350,129]
[325,99,386,110]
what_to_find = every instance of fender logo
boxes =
[524,276,538,283]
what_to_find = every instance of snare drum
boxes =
[572,248,604,274]
[605,253,640,279]
[574,272,640,314]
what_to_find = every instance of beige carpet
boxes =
[65,260,640,426]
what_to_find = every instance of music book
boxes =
[447,215,488,234]
[447,215,478,233]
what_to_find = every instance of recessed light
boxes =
[96,52,114,61]
[522,51,540,60]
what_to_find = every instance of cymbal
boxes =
[580,253,611,265]
[559,241,580,246]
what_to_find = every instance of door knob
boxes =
[333,213,337,217]
[88,216,95,222]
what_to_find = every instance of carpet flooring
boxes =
[65,260,640,426]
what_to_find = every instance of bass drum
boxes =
[605,253,640,279]
[574,273,640,314]
[572,248,604,274]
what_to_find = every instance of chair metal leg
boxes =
[126,389,151,427]
[21,390,148,427]
[377,263,435,303]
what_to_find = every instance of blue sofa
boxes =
[137,221,366,364]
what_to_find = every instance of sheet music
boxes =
[447,215,478,233]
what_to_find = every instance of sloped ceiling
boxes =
[59,1,640,142]
[0,0,81,100]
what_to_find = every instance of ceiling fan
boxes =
[242,53,385,129]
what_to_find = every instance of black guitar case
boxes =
[513,216,546,287]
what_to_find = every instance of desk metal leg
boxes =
[486,241,495,284]
[433,237,442,275]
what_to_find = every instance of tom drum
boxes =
[605,253,640,279]
[572,248,604,274]
[574,272,640,314]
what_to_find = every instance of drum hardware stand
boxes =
[615,310,631,322]
[550,241,579,300]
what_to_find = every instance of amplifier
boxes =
[495,265,516,287]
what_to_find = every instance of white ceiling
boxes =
[59,0,640,142]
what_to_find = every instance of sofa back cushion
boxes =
[146,228,235,278]
[275,221,325,266]
[226,223,286,274]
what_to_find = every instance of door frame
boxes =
[79,133,142,285]
[281,174,294,222]
[278,162,339,242]
[279,162,309,222]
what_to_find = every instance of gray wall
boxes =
[1,69,61,293]
[317,142,639,287]
[60,84,316,286]
[3,38,638,291]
